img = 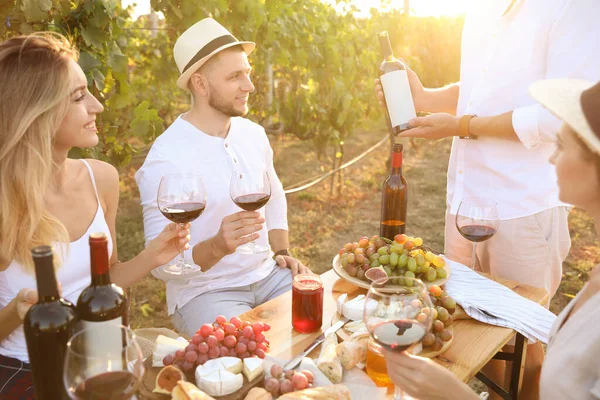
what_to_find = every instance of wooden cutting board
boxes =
[138,357,264,400]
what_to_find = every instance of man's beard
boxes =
[208,84,247,117]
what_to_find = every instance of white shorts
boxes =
[444,207,571,308]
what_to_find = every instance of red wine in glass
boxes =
[233,193,270,212]
[458,224,497,242]
[230,169,271,254]
[157,174,206,275]
[74,370,138,399]
[372,320,427,352]
[455,198,499,269]
[160,201,206,223]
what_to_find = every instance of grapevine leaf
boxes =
[78,52,101,72]
[80,24,107,49]
[91,68,105,91]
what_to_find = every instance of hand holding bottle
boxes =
[16,281,63,320]
[16,288,38,320]
[375,64,427,112]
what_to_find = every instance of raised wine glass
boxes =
[455,197,500,270]
[365,277,434,400]
[63,325,144,400]
[229,169,271,254]
[157,174,206,275]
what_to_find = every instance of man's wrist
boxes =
[273,249,290,259]
[208,237,228,259]
[458,114,478,139]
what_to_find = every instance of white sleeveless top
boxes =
[0,160,113,363]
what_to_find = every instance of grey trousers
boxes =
[171,266,293,336]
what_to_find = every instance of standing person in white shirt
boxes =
[135,18,310,337]
[375,0,600,398]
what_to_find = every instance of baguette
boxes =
[336,336,368,370]
[171,380,216,400]
[278,384,351,400]
[243,387,273,400]
[316,333,343,383]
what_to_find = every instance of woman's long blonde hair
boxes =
[0,32,78,271]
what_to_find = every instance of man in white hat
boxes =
[376,0,600,398]
[135,18,310,336]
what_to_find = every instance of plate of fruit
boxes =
[146,315,272,399]
[333,234,451,291]
[331,285,456,358]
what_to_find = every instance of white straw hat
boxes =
[173,18,255,90]
[530,79,600,155]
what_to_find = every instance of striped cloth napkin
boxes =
[443,259,557,344]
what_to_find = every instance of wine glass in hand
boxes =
[365,277,434,400]
[63,325,144,400]
[157,174,206,275]
[230,169,271,254]
[455,197,500,270]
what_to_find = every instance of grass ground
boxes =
[117,126,599,330]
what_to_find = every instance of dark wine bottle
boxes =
[378,31,416,135]
[380,143,408,240]
[24,245,77,400]
[76,233,127,358]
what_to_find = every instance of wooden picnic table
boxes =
[238,269,548,399]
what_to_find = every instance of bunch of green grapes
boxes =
[420,285,456,351]
[338,234,447,284]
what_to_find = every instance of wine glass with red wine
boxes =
[63,325,144,400]
[365,277,434,400]
[455,197,500,270]
[229,169,271,254]
[157,174,206,275]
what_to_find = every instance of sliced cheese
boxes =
[197,370,243,397]
[195,357,243,382]
[364,298,378,317]
[242,357,264,381]
[152,335,188,367]
[219,357,243,374]
[342,294,366,321]
[336,293,348,315]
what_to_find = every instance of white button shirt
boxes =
[449,0,600,219]
[135,116,288,314]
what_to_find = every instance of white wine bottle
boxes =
[378,31,416,134]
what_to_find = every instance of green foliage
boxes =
[2,0,164,166]
[2,0,463,169]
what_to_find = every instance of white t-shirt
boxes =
[448,0,600,219]
[135,116,288,314]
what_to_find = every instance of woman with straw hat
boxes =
[383,79,600,399]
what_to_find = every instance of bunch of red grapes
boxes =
[162,315,271,372]
[264,364,315,396]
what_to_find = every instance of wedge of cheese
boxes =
[152,335,188,367]
[341,295,365,321]
[335,293,348,315]
[340,295,378,321]
[196,370,243,397]
[195,357,243,380]
[242,357,264,381]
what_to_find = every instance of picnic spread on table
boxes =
[136,233,555,400]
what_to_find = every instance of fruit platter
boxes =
[143,315,352,399]
[331,284,457,359]
[333,234,451,291]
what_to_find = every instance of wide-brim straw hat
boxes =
[173,18,255,90]
[530,79,600,155]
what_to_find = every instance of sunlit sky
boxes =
[122,0,471,19]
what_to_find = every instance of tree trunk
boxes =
[404,0,410,16]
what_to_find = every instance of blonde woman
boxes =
[0,33,190,398]
[384,79,600,399]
